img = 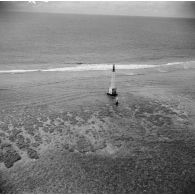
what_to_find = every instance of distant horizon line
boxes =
[7,10,195,19]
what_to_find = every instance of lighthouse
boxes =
[107,64,118,96]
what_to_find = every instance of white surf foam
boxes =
[166,62,184,66]
[0,64,159,74]
[0,69,40,74]
[0,61,194,74]
[42,64,158,72]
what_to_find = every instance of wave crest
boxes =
[0,61,194,74]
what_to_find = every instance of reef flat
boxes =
[0,66,195,193]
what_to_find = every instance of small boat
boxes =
[107,64,118,97]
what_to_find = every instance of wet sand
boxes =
[0,64,195,193]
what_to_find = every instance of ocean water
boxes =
[0,12,195,72]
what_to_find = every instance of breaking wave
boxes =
[0,61,194,74]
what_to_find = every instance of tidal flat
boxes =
[0,64,195,193]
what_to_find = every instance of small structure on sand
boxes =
[107,64,118,96]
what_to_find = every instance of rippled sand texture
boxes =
[0,66,195,193]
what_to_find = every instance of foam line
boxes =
[0,61,194,74]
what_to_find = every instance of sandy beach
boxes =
[0,62,194,193]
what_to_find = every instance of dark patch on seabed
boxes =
[0,94,193,166]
